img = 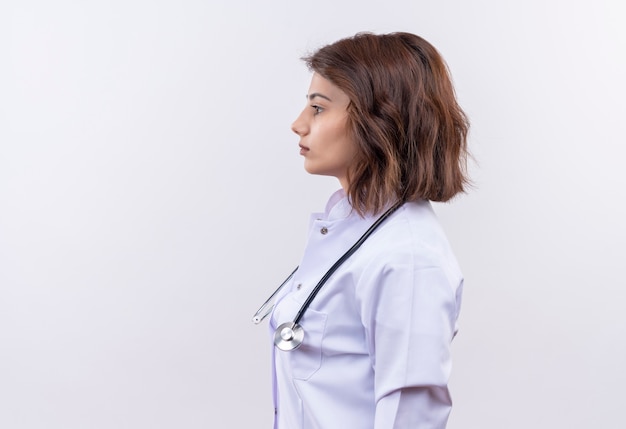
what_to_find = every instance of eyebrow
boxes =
[307,92,332,102]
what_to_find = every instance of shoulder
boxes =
[351,200,462,283]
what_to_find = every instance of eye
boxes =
[311,105,323,115]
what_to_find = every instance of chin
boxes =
[303,162,342,180]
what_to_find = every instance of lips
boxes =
[299,144,309,155]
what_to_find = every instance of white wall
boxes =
[1,1,624,428]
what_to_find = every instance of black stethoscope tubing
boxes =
[291,201,401,326]
[255,201,402,351]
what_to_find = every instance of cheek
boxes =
[337,126,357,158]
[328,118,352,144]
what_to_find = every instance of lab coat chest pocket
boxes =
[287,300,327,381]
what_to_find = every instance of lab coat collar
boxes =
[322,189,353,221]
[319,189,399,222]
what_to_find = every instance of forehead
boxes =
[308,73,350,105]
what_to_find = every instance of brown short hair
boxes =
[303,32,470,215]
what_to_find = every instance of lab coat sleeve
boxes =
[356,257,461,429]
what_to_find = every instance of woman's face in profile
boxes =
[291,73,357,190]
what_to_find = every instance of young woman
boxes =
[254,31,469,429]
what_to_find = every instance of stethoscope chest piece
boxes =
[256,202,402,353]
[274,322,304,351]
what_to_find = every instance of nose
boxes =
[291,109,308,137]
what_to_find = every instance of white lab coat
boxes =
[269,190,463,429]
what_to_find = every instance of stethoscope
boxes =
[252,202,401,352]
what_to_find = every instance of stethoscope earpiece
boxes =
[274,322,304,351]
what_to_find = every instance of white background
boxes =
[1,1,624,428]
